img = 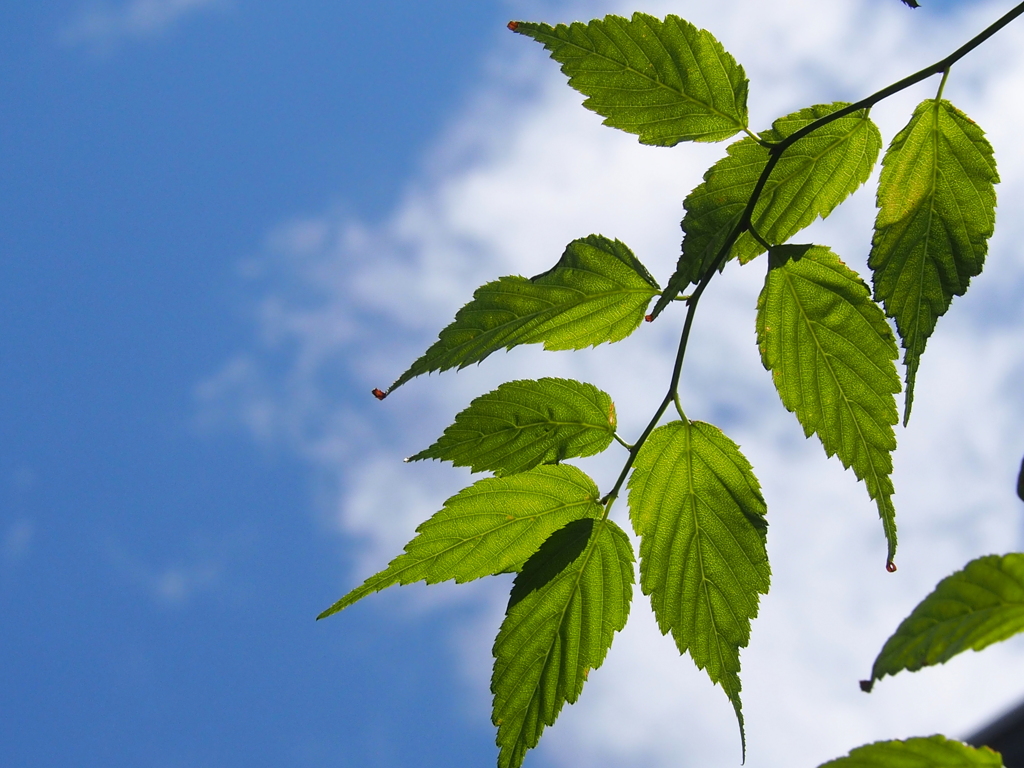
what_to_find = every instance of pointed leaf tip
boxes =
[870,99,997,424]
[409,378,617,476]
[869,553,1024,688]
[627,420,770,749]
[388,235,658,392]
[371,388,387,400]
[757,245,900,562]
[513,14,749,147]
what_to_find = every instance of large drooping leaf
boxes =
[756,245,900,563]
[869,99,998,424]
[387,235,659,393]
[627,419,769,750]
[492,517,634,768]
[818,736,1003,768]
[408,378,617,476]
[317,466,602,619]
[653,103,881,317]
[865,554,1024,689]
[511,13,748,145]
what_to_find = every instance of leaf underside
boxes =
[408,378,617,476]
[869,98,998,424]
[817,736,1003,768]
[388,235,659,393]
[869,553,1024,686]
[756,245,900,563]
[627,419,769,754]
[654,102,881,317]
[317,465,602,619]
[492,517,634,768]
[512,13,748,145]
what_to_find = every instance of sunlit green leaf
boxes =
[511,13,748,145]
[317,466,602,619]
[408,378,617,476]
[627,419,769,750]
[870,99,998,424]
[653,102,880,317]
[867,554,1024,688]
[756,245,900,563]
[817,736,1003,768]
[388,235,659,393]
[492,517,634,768]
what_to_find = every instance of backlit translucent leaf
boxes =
[317,466,602,619]
[408,378,617,476]
[653,103,880,317]
[511,13,748,145]
[867,554,1024,687]
[388,235,659,393]
[869,99,998,424]
[492,517,634,768]
[756,245,900,562]
[818,736,1003,768]
[627,419,769,750]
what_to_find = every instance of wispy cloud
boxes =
[62,0,227,47]
[203,0,1024,764]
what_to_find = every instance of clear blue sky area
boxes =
[0,3,515,766]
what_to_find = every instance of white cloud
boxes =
[62,0,227,47]
[204,0,1024,765]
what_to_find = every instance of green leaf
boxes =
[756,245,900,563]
[867,554,1024,688]
[652,102,881,317]
[627,419,769,752]
[492,517,634,768]
[387,235,659,393]
[511,13,748,145]
[317,466,602,619]
[1017,454,1024,503]
[817,736,1003,768]
[408,378,617,477]
[869,99,998,424]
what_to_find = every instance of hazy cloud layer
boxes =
[204,0,1024,765]
[63,0,226,46]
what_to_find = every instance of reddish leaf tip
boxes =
[371,388,388,401]
[644,314,654,323]
[507,20,519,32]
[859,679,875,693]
[886,561,898,573]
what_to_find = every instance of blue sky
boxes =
[3,1,1024,768]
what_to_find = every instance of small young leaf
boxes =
[870,99,998,424]
[818,736,1002,768]
[388,235,659,393]
[653,103,881,317]
[868,554,1024,687]
[408,378,617,476]
[317,466,602,619]
[491,517,634,768]
[757,245,901,563]
[511,13,748,145]
[627,419,769,752]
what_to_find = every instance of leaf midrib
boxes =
[779,266,890,498]
[499,520,608,747]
